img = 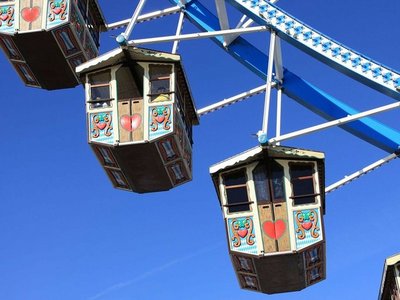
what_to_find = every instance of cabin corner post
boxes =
[110,65,119,145]
[246,162,265,255]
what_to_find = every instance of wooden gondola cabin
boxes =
[0,0,106,89]
[210,145,326,294]
[378,253,400,300]
[76,47,199,193]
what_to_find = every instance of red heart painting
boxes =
[120,114,142,132]
[237,229,248,238]
[301,222,313,231]
[96,122,107,130]
[263,220,286,239]
[21,7,40,23]
[155,115,165,123]
[53,8,62,15]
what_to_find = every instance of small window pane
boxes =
[271,162,285,200]
[308,247,320,264]
[89,71,111,85]
[149,64,171,79]
[253,163,270,203]
[226,187,249,213]
[60,31,76,51]
[161,140,176,160]
[238,256,253,272]
[224,169,246,186]
[290,164,316,205]
[91,86,110,100]
[242,275,258,290]
[223,169,250,213]
[310,267,320,280]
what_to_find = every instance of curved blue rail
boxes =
[168,0,400,153]
[228,0,400,101]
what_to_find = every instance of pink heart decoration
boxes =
[155,115,165,123]
[0,15,9,21]
[263,220,286,240]
[237,229,248,238]
[301,222,313,231]
[53,8,62,15]
[120,114,142,132]
[96,122,106,130]
[21,7,40,23]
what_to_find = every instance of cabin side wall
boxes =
[276,159,324,252]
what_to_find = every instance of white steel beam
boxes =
[215,0,231,46]
[225,18,254,46]
[273,37,284,81]
[198,84,273,116]
[172,12,185,53]
[258,31,277,143]
[107,6,181,30]
[127,25,269,45]
[275,88,282,145]
[268,101,400,145]
[235,15,249,29]
[117,0,147,44]
[326,152,398,193]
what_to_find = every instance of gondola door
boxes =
[118,98,144,143]
[116,65,144,143]
[253,161,290,254]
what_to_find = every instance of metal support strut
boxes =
[257,31,276,144]
[116,0,147,45]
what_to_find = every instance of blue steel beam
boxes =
[167,0,400,153]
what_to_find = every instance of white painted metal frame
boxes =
[268,101,400,145]
[126,25,269,45]
[197,84,271,116]
[257,31,277,143]
[326,152,398,193]
[106,6,182,30]
[117,0,147,43]
[172,11,185,54]
[215,0,231,47]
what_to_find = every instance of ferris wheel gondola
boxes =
[76,46,198,193]
[0,0,106,89]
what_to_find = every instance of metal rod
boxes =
[127,26,269,45]
[198,84,272,116]
[235,15,248,29]
[117,0,147,44]
[258,31,277,143]
[107,6,181,30]
[225,18,254,46]
[275,88,282,145]
[269,101,400,144]
[326,152,398,193]
[273,37,283,81]
[215,0,230,46]
[172,11,185,54]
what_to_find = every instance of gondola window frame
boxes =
[222,168,253,214]
[87,69,113,109]
[289,162,319,206]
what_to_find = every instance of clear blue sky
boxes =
[1,1,399,299]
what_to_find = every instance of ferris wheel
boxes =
[0,0,399,295]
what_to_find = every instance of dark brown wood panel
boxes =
[12,30,79,89]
